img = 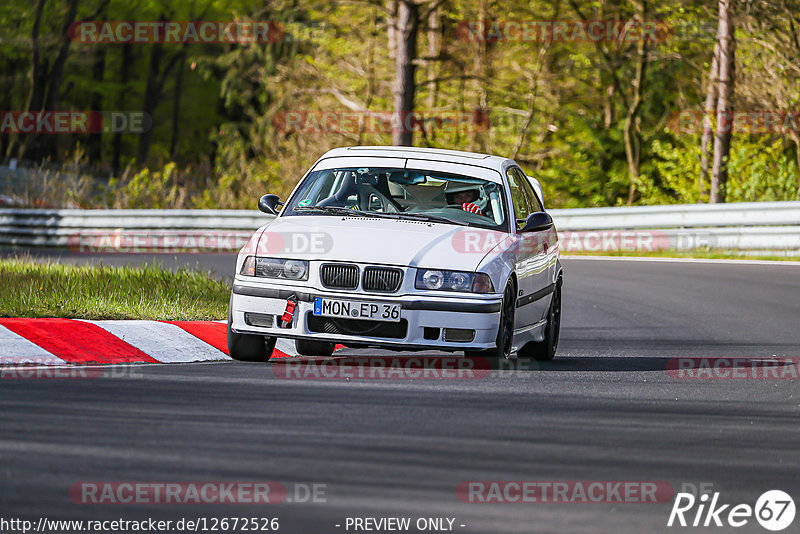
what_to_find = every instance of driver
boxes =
[445,182,483,214]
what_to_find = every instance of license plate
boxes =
[313,297,401,322]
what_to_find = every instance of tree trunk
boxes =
[137,36,184,164]
[6,0,47,160]
[625,1,648,205]
[138,42,165,164]
[710,0,735,204]
[35,0,80,161]
[699,41,720,199]
[603,82,616,130]
[170,53,186,158]
[27,0,47,114]
[358,11,379,146]
[471,0,490,152]
[426,6,440,110]
[112,43,132,174]
[88,46,107,163]
[387,0,398,59]
[422,6,440,144]
[392,0,419,146]
[790,131,800,200]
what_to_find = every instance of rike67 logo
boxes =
[668,490,795,531]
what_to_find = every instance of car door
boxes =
[518,169,559,309]
[506,167,551,330]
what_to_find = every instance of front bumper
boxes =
[229,281,502,350]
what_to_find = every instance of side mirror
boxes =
[258,194,283,215]
[519,212,553,233]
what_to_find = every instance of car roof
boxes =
[318,146,516,172]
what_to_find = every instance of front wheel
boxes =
[227,293,276,362]
[227,328,277,362]
[465,280,516,360]
[518,280,561,361]
[295,339,336,357]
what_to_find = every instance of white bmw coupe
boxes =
[228,146,562,361]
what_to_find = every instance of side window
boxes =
[515,168,543,213]
[506,168,531,230]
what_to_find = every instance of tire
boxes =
[227,328,277,362]
[295,339,336,357]
[227,295,277,362]
[518,279,562,361]
[465,280,516,360]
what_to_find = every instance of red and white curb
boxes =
[0,319,300,366]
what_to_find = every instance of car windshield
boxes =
[283,167,507,231]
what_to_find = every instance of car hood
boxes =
[248,215,505,271]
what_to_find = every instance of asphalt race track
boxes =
[1,253,799,533]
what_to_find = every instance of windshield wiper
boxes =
[394,212,468,226]
[294,206,380,218]
[295,206,467,226]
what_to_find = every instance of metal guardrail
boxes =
[0,210,274,249]
[548,201,800,230]
[0,202,798,253]
[548,201,800,254]
[557,226,800,254]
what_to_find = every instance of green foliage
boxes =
[637,135,800,204]
[640,137,704,205]
[727,139,800,202]
[101,162,180,208]
[1,0,799,208]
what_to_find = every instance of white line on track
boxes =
[561,255,800,266]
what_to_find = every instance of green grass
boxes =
[0,257,230,320]
[562,250,800,262]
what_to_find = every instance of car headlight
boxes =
[239,256,309,281]
[415,269,495,294]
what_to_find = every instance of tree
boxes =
[623,0,649,204]
[392,0,420,145]
[136,21,187,165]
[112,43,133,174]
[699,41,719,198]
[6,0,81,161]
[710,0,735,203]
